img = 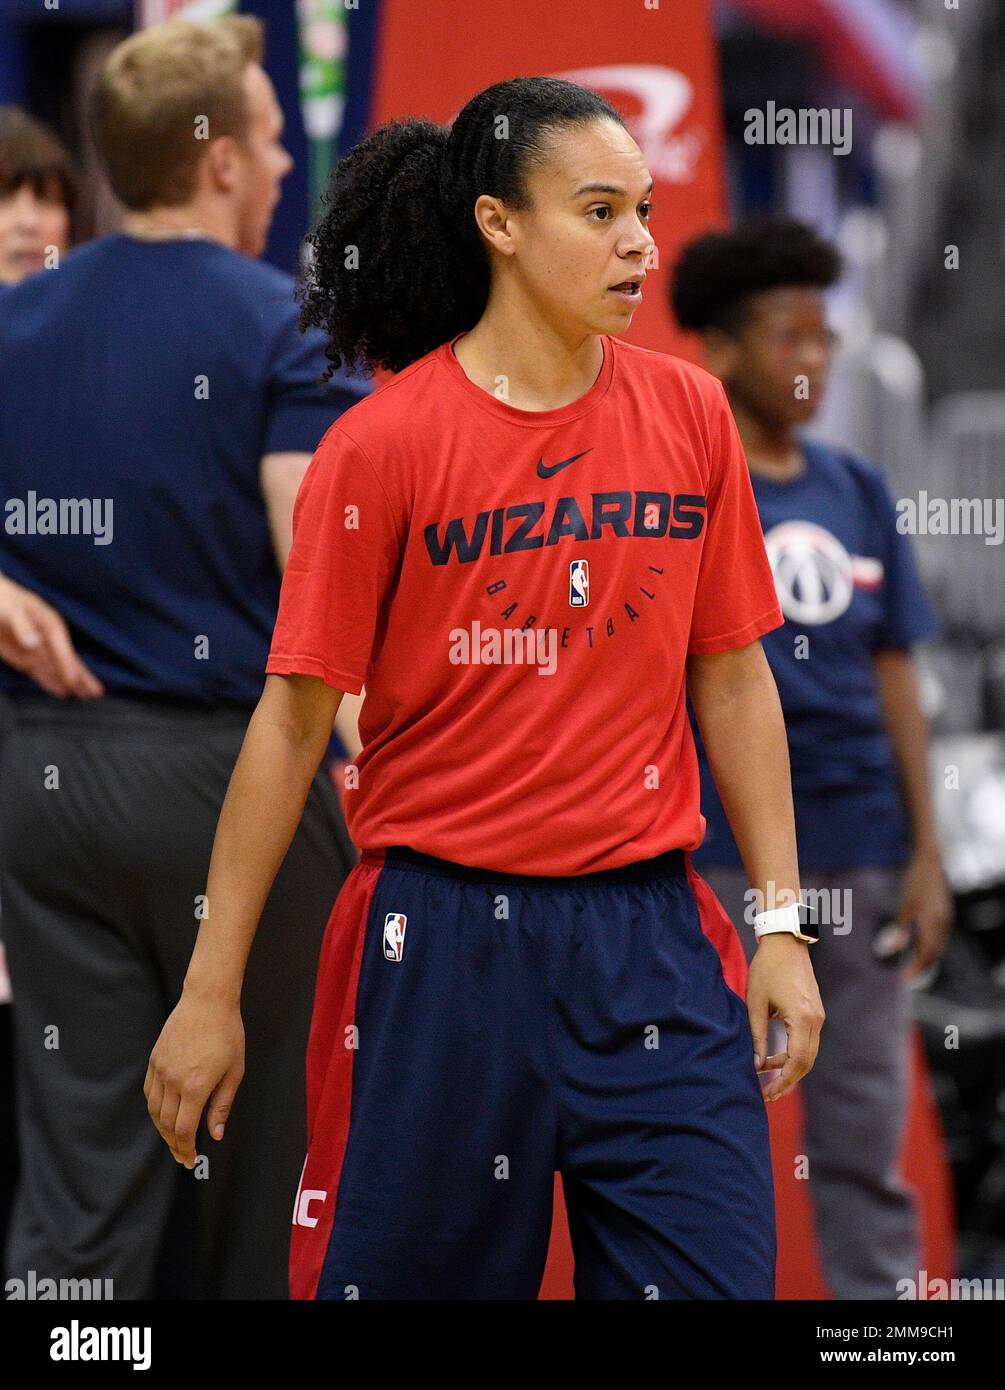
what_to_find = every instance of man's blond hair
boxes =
[90,15,264,211]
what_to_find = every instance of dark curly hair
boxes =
[298,76,627,378]
[671,216,842,336]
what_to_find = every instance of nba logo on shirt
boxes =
[383,912,407,961]
[569,559,589,607]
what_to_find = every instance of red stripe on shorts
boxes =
[684,851,750,1001]
[289,853,385,1300]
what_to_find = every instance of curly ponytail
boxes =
[298,76,627,378]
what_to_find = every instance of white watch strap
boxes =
[754,903,810,941]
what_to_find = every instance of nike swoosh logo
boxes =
[537,448,593,479]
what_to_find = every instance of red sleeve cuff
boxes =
[265,654,364,696]
[687,604,784,656]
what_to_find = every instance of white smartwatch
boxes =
[753,901,819,945]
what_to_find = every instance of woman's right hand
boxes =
[144,989,246,1169]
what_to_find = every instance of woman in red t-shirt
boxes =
[146,75,823,1301]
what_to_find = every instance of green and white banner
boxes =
[296,0,349,211]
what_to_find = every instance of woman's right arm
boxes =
[144,671,344,1168]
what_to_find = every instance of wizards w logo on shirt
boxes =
[764,520,884,626]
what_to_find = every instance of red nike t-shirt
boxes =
[266,331,783,874]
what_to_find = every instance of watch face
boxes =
[796,902,820,942]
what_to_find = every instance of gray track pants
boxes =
[699,864,920,1300]
[0,693,355,1299]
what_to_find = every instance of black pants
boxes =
[0,693,355,1299]
[0,1005,16,1268]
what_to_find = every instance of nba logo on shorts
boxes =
[383,912,407,961]
[569,559,589,607]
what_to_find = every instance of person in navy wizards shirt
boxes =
[0,16,368,1301]
[671,216,953,1300]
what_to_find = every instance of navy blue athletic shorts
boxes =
[290,843,776,1300]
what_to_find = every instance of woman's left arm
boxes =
[873,647,953,977]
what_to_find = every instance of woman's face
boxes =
[0,177,71,283]
[486,118,655,339]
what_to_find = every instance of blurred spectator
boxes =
[0,15,366,1299]
[673,215,953,1299]
[0,98,80,1295]
[0,106,75,283]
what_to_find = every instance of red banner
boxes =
[370,0,727,361]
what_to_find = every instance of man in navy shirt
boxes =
[672,217,953,1299]
[0,16,368,1297]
